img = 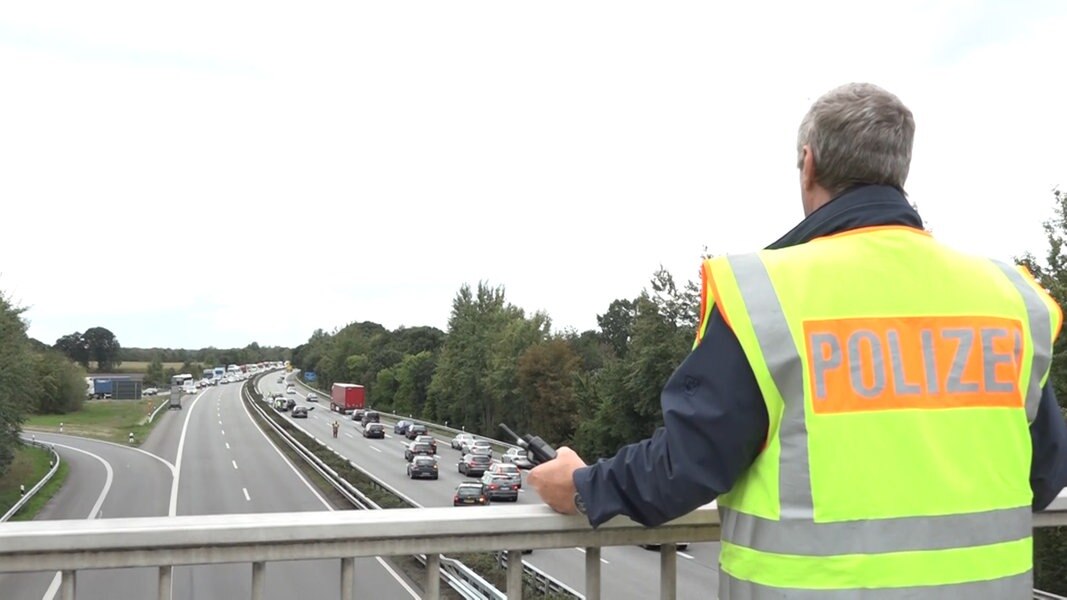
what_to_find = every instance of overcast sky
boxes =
[2,1,1065,349]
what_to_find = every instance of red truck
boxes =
[331,383,365,414]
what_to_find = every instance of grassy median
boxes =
[23,398,168,445]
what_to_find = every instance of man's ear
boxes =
[801,144,817,192]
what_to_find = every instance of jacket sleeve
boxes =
[1031,382,1067,511]
[572,307,769,528]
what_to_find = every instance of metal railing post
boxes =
[660,545,677,600]
[251,561,266,600]
[61,570,76,600]
[584,547,601,600]
[424,553,440,599]
[506,550,522,598]
[341,557,354,600]
[159,565,172,600]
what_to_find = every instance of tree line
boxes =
[0,296,86,477]
[292,266,699,460]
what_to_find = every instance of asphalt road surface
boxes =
[266,375,722,599]
[4,373,420,600]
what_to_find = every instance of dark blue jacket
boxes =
[573,185,1067,527]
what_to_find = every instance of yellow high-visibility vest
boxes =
[695,225,1061,598]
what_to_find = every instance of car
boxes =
[276,377,284,384]
[480,472,519,502]
[458,453,492,477]
[351,409,366,422]
[394,420,413,435]
[414,435,437,454]
[501,447,535,470]
[488,462,522,489]
[468,445,492,459]
[362,423,385,439]
[143,387,158,396]
[286,386,295,395]
[361,411,380,426]
[639,542,691,551]
[453,481,489,506]
[273,398,289,412]
[463,439,492,455]
[451,433,475,451]
[292,406,310,418]
[286,398,296,411]
[306,392,318,402]
[405,442,435,462]
[407,455,439,479]
[406,423,429,440]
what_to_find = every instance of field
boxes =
[108,361,185,374]
[23,399,168,445]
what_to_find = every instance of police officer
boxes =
[528,82,1067,598]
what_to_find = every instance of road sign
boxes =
[304,371,317,382]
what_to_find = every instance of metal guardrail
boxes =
[245,377,502,599]
[146,396,172,424]
[1033,590,1067,599]
[2,439,61,523]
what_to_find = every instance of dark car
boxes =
[405,442,435,462]
[362,422,385,438]
[361,411,381,426]
[394,420,413,435]
[458,453,492,477]
[480,472,519,502]
[351,408,366,422]
[407,455,439,480]
[292,406,309,418]
[406,423,429,440]
[639,542,691,551]
[453,482,488,506]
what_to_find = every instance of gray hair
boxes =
[796,83,915,197]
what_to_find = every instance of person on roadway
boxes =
[528,82,1067,599]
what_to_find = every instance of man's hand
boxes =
[527,446,587,515]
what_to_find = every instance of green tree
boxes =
[1015,188,1067,593]
[54,332,90,368]
[393,351,437,418]
[0,293,33,476]
[596,299,636,359]
[517,338,581,446]
[370,368,398,412]
[32,349,86,414]
[144,356,165,387]
[82,326,122,371]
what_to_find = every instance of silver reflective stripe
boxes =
[719,505,1031,555]
[726,253,812,519]
[993,261,1053,422]
[719,569,1032,600]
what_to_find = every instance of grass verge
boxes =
[0,443,67,521]
[23,398,167,445]
[105,361,185,374]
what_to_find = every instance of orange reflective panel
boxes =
[803,316,1025,414]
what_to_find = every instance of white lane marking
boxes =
[221,430,225,436]
[243,488,251,501]
[25,432,175,475]
[679,552,695,560]
[218,420,223,425]
[170,390,208,517]
[232,460,239,470]
[384,434,393,439]
[344,433,354,439]
[572,548,609,564]
[40,442,116,600]
[238,389,419,599]
[225,442,231,450]
[371,446,382,453]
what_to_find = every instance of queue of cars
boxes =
[274,384,536,509]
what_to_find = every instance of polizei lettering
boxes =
[803,316,1024,413]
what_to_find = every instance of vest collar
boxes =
[767,185,925,250]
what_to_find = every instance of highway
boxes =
[265,375,722,599]
[5,373,420,600]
